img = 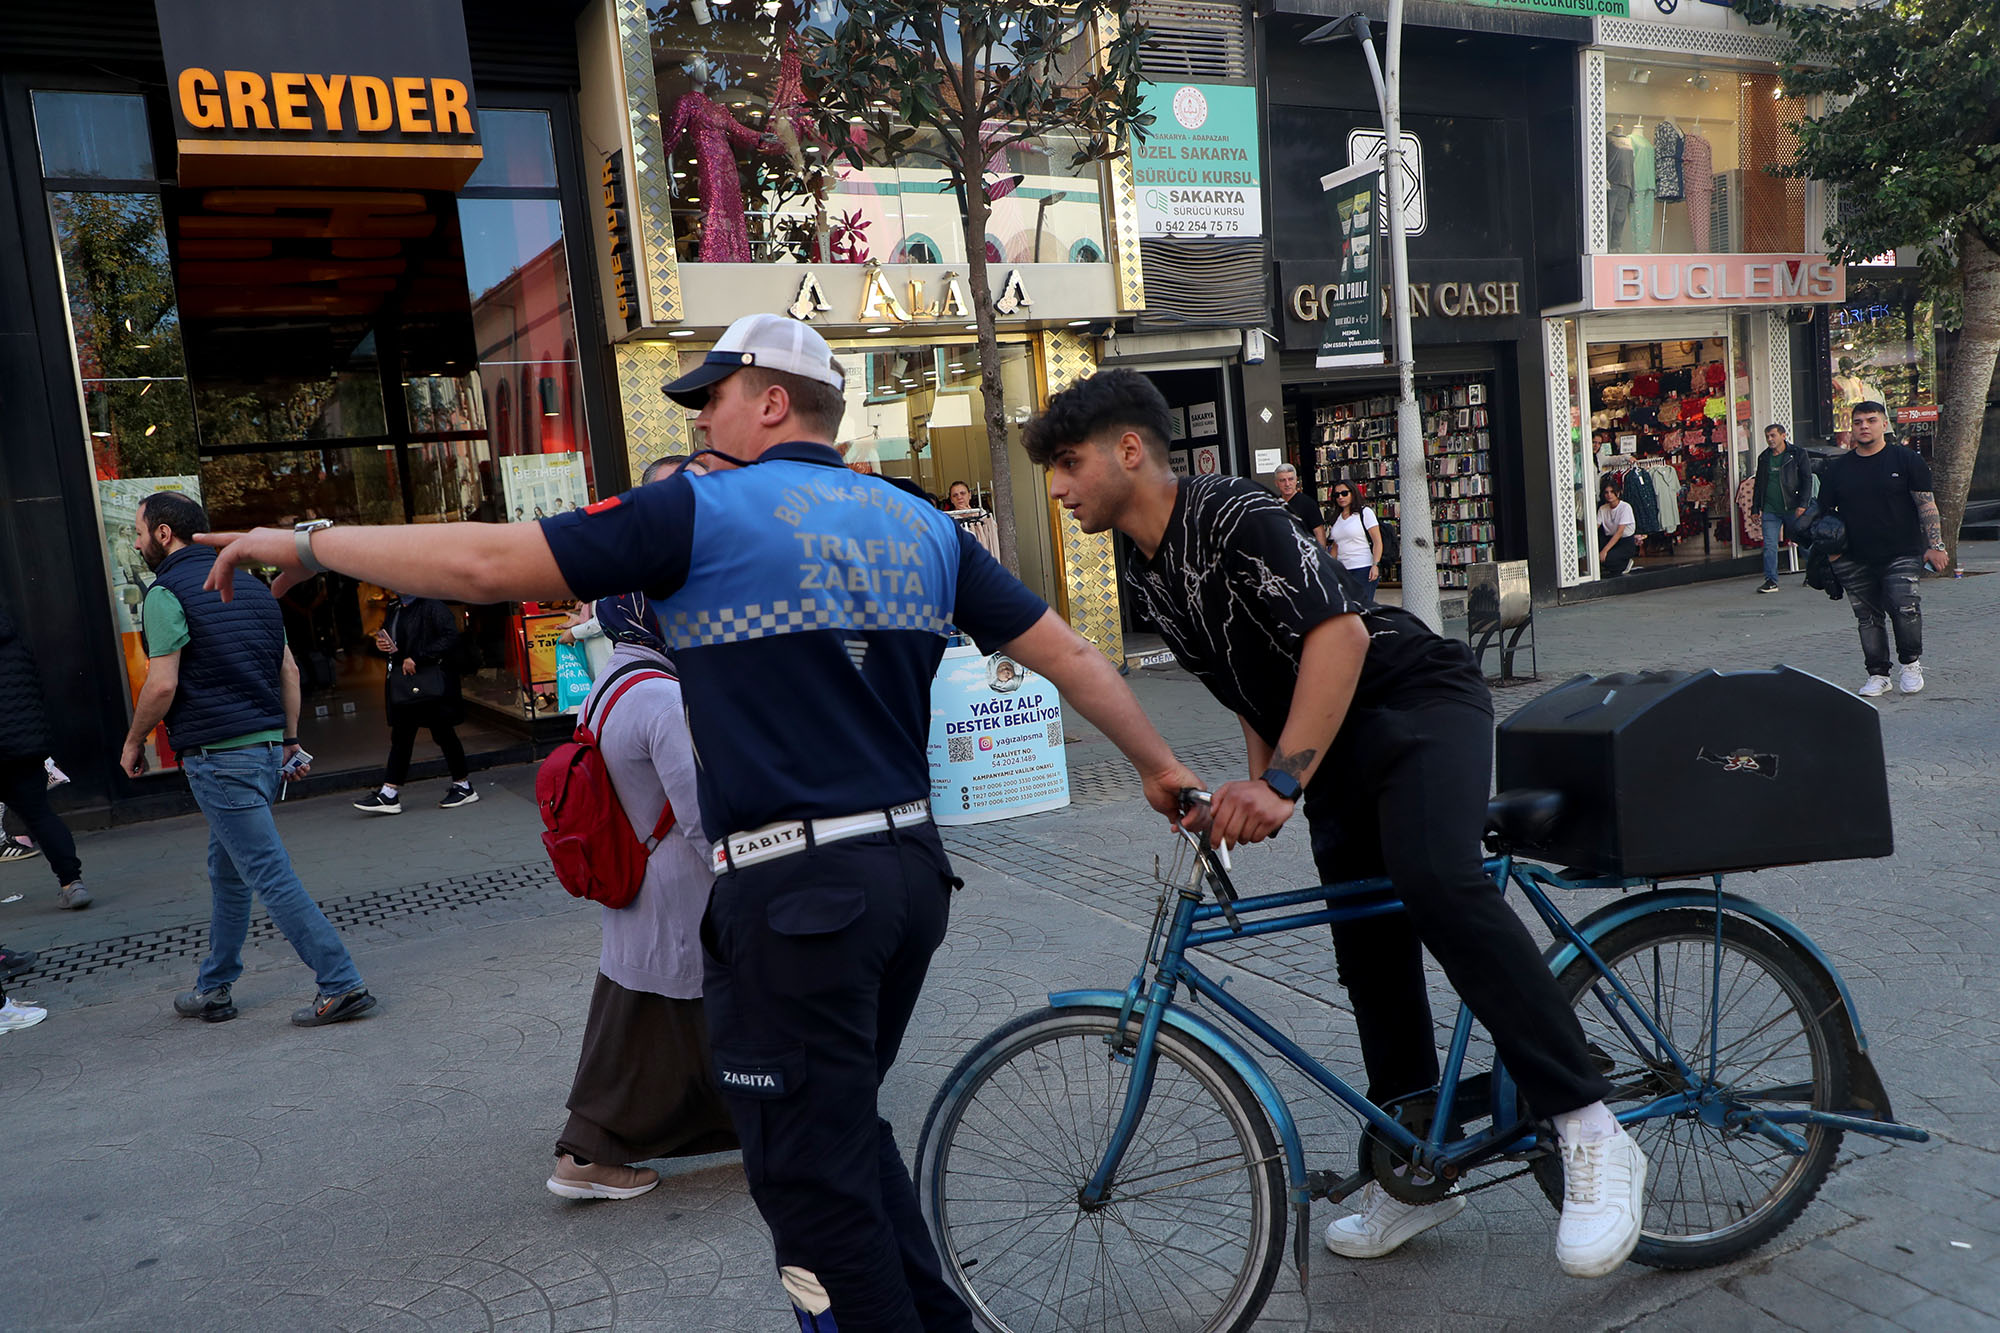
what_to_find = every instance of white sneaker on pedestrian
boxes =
[1897,662,1924,694]
[0,997,49,1034]
[1323,1181,1466,1259]
[1554,1128,1647,1278]
[1857,674,1894,698]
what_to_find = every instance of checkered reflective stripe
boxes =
[666,598,948,648]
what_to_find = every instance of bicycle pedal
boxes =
[1308,1167,1371,1204]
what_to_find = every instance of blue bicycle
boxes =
[915,789,1929,1333]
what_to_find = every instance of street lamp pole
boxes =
[1304,4,1441,630]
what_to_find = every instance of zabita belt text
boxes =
[712,800,931,873]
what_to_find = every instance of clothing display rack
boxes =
[1305,376,1497,591]
[1587,340,1734,557]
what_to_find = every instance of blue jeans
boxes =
[1340,563,1380,604]
[1761,512,1786,582]
[185,745,362,997]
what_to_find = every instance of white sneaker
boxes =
[1555,1128,1647,1278]
[1897,662,1924,694]
[1323,1181,1466,1259]
[1857,674,1894,698]
[0,998,49,1034]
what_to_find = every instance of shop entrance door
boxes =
[1576,313,1752,581]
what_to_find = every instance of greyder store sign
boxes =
[1133,82,1262,239]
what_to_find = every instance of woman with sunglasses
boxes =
[1327,482,1384,602]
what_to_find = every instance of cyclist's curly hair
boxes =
[1022,368,1173,466]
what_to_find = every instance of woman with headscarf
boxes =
[546,593,738,1201]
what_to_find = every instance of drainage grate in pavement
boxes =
[19,862,559,987]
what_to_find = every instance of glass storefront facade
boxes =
[34,90,603,776]
[643,0,1110,268]
[1602,55,1807,257]
[1829,273,1937,451]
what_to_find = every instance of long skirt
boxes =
[556,972,739,1164]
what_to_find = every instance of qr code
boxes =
[1047,719,1064,747]
[947,736,975,763]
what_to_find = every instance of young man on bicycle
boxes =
[1024,369,1648,1279]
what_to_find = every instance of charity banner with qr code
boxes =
[926,644,1071,825]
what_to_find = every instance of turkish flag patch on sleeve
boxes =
[584,496,623,515]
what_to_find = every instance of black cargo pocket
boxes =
[761,843,873,936]
[713,1043,805,1102]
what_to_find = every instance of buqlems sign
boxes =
[155,0,482,189]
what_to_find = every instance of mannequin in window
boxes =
[1628,118,1657,252]
[663,57,785,263]
[1606,123,1635,251]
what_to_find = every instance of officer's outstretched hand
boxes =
[1144,761,1206,829]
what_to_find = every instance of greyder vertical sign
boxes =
[1315,162,1385,368]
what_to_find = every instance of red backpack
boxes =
[536,662,678,909]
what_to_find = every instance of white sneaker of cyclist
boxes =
[1554,1115,1648,1278]
[1323,1181,1466,1259]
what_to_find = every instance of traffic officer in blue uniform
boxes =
[198,313,1199,1332]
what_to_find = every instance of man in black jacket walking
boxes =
[1751,425,1812,593]
[0,600,89,911]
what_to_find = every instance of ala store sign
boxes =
[1590,254,1844,310]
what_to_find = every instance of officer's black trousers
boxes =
[702,825,972,1333]
[1305,700,1613,1121]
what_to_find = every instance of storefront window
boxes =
[646,0,1108,265]
[1603,58,1806,256]
[1582,332,1744,578]
[828,337,1028,504]
[1829,276,1937,450]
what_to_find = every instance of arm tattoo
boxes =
[1271,746,1318,780]
[1913,491,1945,549]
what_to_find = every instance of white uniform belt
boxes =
[713,800,931,873]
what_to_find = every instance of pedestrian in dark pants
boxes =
[1752,424,1811,592]
[197,313,1198,1332]
[0,600,89,910]
[352,592,476,814]
[1813,401,1949,697]
[119,491,374,1028]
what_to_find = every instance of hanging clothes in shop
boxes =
[1683,132,1715,250]
[1607,131,1635,249]
[1642,461,1682,534]
[1621,466,1662,534]
[1654,119,1685,202]
[1630,125,1658,252]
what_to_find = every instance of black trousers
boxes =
[1601,536,1639,577]
[0,755,81,886]
[382,710,467,786]
[701,824,971,1333]
[1307,701,1611,1120]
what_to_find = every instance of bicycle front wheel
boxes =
[918,1004,1286,1333]
[1538,910,1851,1269]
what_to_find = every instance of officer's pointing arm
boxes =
[196,522,574,604]
[1001,608,1197,820]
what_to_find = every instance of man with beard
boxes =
[123,492,372,1027]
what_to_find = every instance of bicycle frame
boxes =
[1071,834,1928,1224]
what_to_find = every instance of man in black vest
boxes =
[121,493,373,1027]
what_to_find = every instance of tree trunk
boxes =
[1935,228,2000,567]
[962,168,1022,574]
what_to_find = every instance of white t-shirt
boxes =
[1328,507,1380,569]
[1599,500,1636,539]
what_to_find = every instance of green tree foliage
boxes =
[806,0,1150,576]
[1739,0,2000,560]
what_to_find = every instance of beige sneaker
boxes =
[546,1153,659,1200]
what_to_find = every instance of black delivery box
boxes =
[1495,666,1892,878]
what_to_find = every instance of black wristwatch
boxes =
[1259,767,1303,803]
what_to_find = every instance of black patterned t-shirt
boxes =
[1123,477,1489,759]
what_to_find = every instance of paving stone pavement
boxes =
[3,556,1999,1331]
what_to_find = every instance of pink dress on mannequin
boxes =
[1682,132,1715,252]
[663,85,784,263]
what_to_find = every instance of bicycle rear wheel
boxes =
[918,1004,1286,1333]
[1537,910,1850,1269]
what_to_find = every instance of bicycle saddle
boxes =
[1483,788,1565,847]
